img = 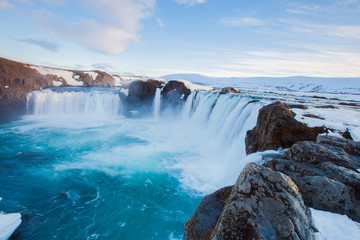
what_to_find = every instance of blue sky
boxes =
[0,0,359,78]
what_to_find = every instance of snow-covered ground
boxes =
[162,74,360,95]
[311,208,360,240]
[30,66,84,86]
[292,106,360,141]
[177,79,214,91]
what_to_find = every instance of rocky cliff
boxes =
[185,101,360,240]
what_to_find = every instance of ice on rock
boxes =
[0,213,22,240]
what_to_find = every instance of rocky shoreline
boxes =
[184,102,360,240]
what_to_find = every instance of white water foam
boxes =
[25,89,275,194]
[27,89,122,117]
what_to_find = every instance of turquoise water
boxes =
[0,88,264,239]
[0,116,201,239]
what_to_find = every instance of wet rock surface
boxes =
[245,101,326,154]
[185,163,315,240]
[161,80,191,106]
[184,186,233,240]
[264,136,360,222]
[119,79,163,104]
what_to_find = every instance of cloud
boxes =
[156,17,165,28]
[18,38,62,52]
[280,19,360,40]
[215,49,360,78]
[34,0,156,55]
[175,0,206,6]
[286,5,320,15]
[0,0,14,8]
[219,17,265,27]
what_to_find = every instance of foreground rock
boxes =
[184,163,315,240]
[264,136,360,222]
[184,186,233,240]
[161,80,191,106]
[245,101,325,154]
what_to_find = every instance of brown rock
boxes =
[120,79,163,104]
[161,80,191,105]
[220,87,240,94]
[245,101,326,154]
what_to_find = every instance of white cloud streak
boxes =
[219,17,265,27]
[156,17,165,28]
[0,0,14,8]
[34,0,156,55]
[175,0,206,6]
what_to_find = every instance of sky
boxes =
[0,0,359,78]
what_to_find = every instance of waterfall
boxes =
[26,89,122,116]
[24,87,271,192]
[152,88,161,119]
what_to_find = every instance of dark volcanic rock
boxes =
[317,135,360,156]
[161,80,191,106]
[302,114,325,120]
[314,105,338,109]
[245,101,326,154]
[184,186,233,240]
[220,87,240,94]
[288,104,308,110]
[209,163,314,240]
[281,141,359,171]
[120,79,163,104]
[264,136,360,222]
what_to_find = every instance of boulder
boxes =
[317,135,360,156]
[264,137,360,222]
[184,186,233,240]
[119,79,163,104]
[281,141,359,171]
[245,101,326,154]
[161,80,191,105]
[220,87,240,94]
[185,163,315,240]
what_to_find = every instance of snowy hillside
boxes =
[162,74,360,94]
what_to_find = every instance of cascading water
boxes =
[152,88,161,119]
[1,87,277,239]
[27,88,122,116]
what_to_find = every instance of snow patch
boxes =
[120,88,129,96]
[0,213,22,240]
[177,79,213,91]
[31,66,83,86]
[53,81,63,87]
[311,208,360,240]
[292,107,360,141]
[113,76,122,87]
[85,71,99,81]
